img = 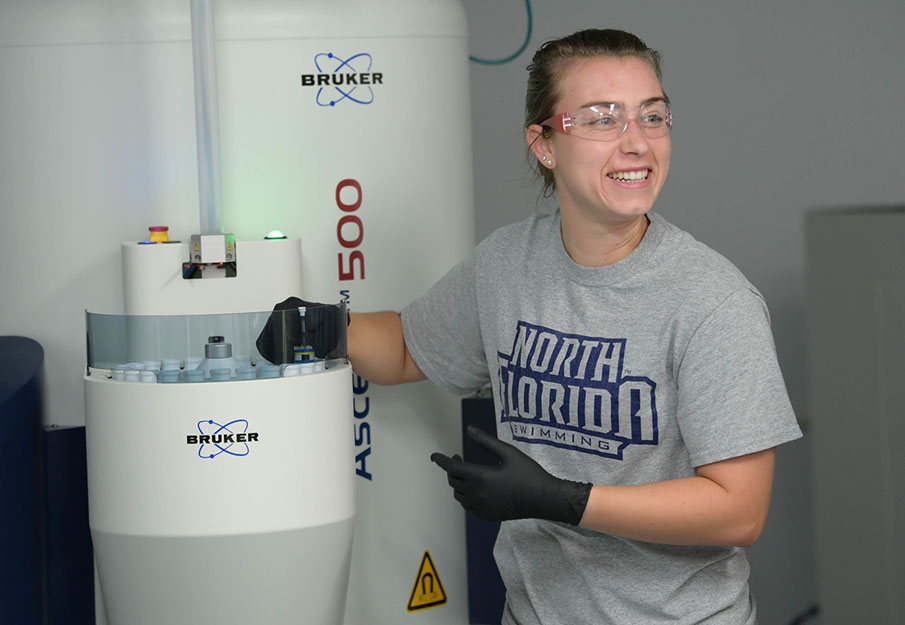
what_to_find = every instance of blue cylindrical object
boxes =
[0,336,45,624]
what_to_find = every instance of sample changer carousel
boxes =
[84,237,354,624]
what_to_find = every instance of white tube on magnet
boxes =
[190,0,223,235]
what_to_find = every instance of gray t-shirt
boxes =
[401,211,802,625]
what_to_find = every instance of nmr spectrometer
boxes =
[78,0,475,623]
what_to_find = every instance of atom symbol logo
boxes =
[314,52,375,107]
[196,419,251,459]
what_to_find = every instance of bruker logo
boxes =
[301,52,383,106]
[186,419,259,459]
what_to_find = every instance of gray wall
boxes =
[460,1,905,624]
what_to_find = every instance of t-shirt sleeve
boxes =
[400,244,491,396]
[676,288,802,467]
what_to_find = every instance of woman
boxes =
[345,28,800,624]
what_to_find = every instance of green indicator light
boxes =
[265,230,287,240]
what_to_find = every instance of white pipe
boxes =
[190,0,223,235]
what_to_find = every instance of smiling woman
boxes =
[336,27,802,625]
[531,55,671,266]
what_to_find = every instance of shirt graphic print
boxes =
[497,321,659,460]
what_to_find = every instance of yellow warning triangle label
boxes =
[406,550,448,612]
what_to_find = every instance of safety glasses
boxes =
[540,100,672,142]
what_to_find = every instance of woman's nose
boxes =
[618,118,649,154]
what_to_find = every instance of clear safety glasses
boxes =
[540,100,672,142]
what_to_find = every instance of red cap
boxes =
[149,226,169,232]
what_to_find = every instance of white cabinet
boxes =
[806,208,905,625]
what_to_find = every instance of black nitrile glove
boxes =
[255,296,348,364]
[430,425,592,525]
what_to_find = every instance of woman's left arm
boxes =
[579,448,776,547]
[431,426,777,547]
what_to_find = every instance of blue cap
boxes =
[210,368,232,382]
[183,369,205,383]
[158,370,180,384]
[236,367,256,380]
[257,365,281,379]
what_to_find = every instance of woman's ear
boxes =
[527,124,554,168]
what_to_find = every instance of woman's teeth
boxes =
[608,170,649,182]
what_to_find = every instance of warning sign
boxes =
[406,551,447,612]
